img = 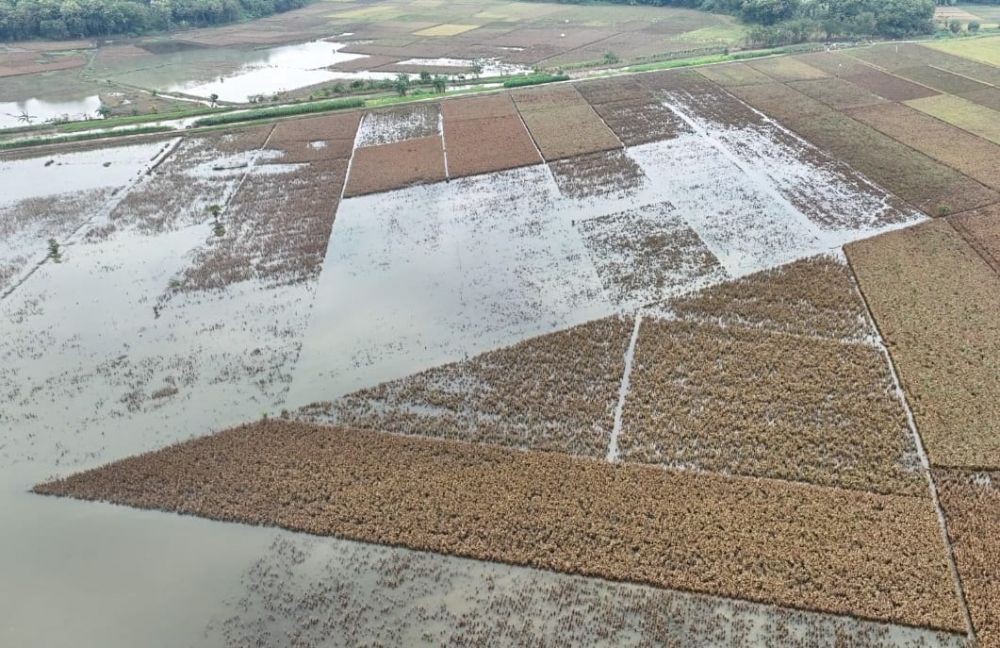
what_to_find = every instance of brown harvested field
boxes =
[844,66,939,102]
[173,158,348,292]
[0,51,87,77]
[667,256,870,341]
[302,316,633,457]
[344,135,446,197]
[787,77,887,110]
[696,62,773,86]
[33,419,965,632]
[264,112,361,163]
[512,85,622,160]
[950,204,1000,273]
[620,317,924,496]
[550,149,646,200]
[730,82,1000,214]
[745,56,828,82]
[847,102,1000,191]
[792,51,874,77]
[440,94,517,121]
[575,77,651,105]
[441,96,540,179]
[443,114,540,178]
[894,65,992,97]
[846,220,1000,469]
[935,468,1000,648]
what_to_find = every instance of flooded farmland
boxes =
[5,39,999,646]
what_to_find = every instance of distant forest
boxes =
[551,0,941,40]
[0,0,310,40]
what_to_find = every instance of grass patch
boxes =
[927,34,1000,66]
[0,126,173,151]
[192,98,365,127]
[55,106,220,133]
[906,93,1000,145]
[502,74,570,88]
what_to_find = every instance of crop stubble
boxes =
[950,203,1000,273]
[934,469,1000,648]
[576,77,691,146]
[440,94,540,178]
[623,257,925,496]
[300,316,632,457]
[512,84,622,160]
[344,135,446,197]
[35,419,964,632]
[846,220,1000,469]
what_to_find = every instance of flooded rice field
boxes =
[2,72,951,645]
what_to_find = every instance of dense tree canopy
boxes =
[0,0,309,40]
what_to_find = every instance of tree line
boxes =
[546,0,938,41]
[0,0,310,41]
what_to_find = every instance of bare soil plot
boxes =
[847,102,1000,191]
[792,51,873,77]
[745,56,828,82]
[512,85,621,160]
[590,98,690,146]
[847,42,932,71]
[666,255,870,341]
[906,46,1000,87]
[549,149,646,200]
[788,77,887,110]
[213,535,967,648]
[355,103,440,147]
[344,135,446,197]
[935,468,1000,648]
[951,203,1000,274]
[696,62,773,86]
[442,103,540,178]
[844,66,939,102]
[846,220,1000,469]
[34,419,965,632]
[906,94,1000,146]
[575,77,651,105]
[301,316,632,457]
[265,111,361,162]
[730,82,999,214]
[0,51,86,77]
[578,202,726,307]
[894,65,991,96]
[172,159,348,293]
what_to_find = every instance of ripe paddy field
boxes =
[2,34,1000,648]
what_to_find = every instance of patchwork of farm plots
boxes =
[5,40,1000,646]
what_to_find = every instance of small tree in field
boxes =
[394,74,410,96]
[948,19,962,34]
[432,75,447,93]
[420,70,431,83]
[603,51,620,65]
[969,20,980,33]
[471,59,484,78]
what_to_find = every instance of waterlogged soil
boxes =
[205,533,969,648]
[302,316,633,457]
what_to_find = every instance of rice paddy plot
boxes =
[847,220,1000,469]
[34,419,966,633]
[355,102,441,147]
[927,35,1000,68]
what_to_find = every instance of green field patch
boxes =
[906,94,1000,145]
[696,62,772,86]
[746,56,829,82]
[928,35,1000,67]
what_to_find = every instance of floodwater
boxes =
[166,41,368,103]
[0,93,944,646]
[0,95,102,130]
